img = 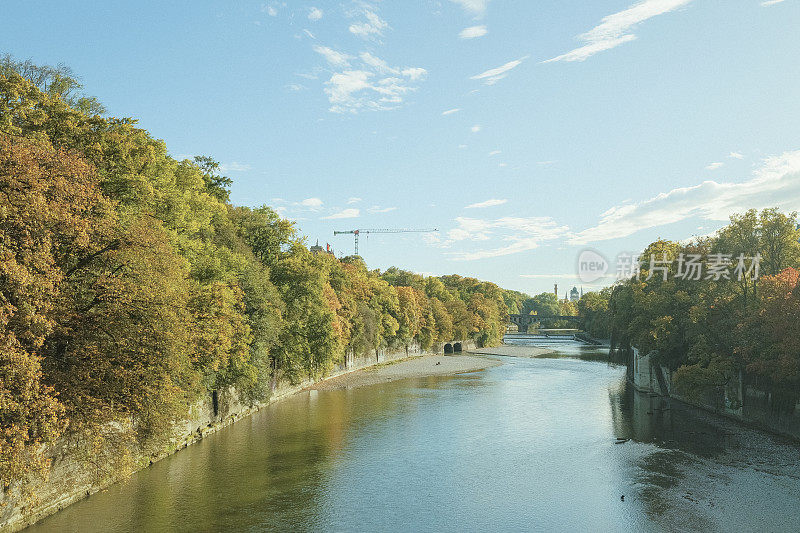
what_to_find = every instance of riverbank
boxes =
[311,354,502,391]
[1,341,476,533]
[469,345,554,358]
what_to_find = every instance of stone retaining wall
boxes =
[1,340,475,532]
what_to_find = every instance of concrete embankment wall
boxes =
[629,347,800,441]
[0,340,475,532]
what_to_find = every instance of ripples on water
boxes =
[29,336,800,532]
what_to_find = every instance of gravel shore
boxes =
[311,354,502,391]
[468,345,553,358]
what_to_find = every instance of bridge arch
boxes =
[444,343,453,354]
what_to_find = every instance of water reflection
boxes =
[27,338,800,532]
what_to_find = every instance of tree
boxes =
[193,156,232,202]
[1,55,105,115]
[577,288,612,339]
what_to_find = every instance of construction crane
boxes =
[333,228,438,256]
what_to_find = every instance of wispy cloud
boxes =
[323,208,360,219]
[367,205,397,213]
[299,197,324,209]
[324,69,426,113]
[519,273,585,279]
[450,0,490,16]
[441,216,570,260]
[442,108,461,116]
[488,150,501,156]
[729,151,745,159]
[569,149,800,245]
[544,0,693,63]
[471,56,528,84]
[471,125,481,133]
[465,198,507,209]
[762,0,786,6]
[308,7,323,21]
[460,25,488,39]
[347,197,362,204]
[349,9,388,38]
[313,45,352,67]
[706,162,724,170]
[219,162,251,173]
[318,51,427,113]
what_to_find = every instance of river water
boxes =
[29,337,800,532]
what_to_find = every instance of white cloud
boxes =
[470,56,528,85]
[299,197,324,209]
[347,197,362,204]
[349,9,388,38]
[729,151,744,159]
[450,0,490,16]
[762,0,786,5]
[308,7,323,21]
[458,144,468,149]
[460,25,488,39]
[471,125,481,133]
[324,69,425,113]
[367,205,397,213]
[313,45,352,67]
[318,50,427,113]
[441,216,570,260]
[401,67,427,81]
[303,29,316,39]
[569,149,800,245]
[286,83,307,91]
[465,198,507,209]
[520,273,585,279]
[219,162,251,173]
[323,208,360,219]
[706,162,724,170]
[488,150,501,156]
[359,52,393,73]
[442,108,461,116]
[544,0,693,63]
[263,4,278,17]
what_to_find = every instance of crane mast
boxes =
[333,228,438,256]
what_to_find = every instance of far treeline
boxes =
[0,60,523,490]
[574,208,800,406]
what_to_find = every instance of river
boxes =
[28,337,800,532]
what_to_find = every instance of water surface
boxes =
[28,338,800,532]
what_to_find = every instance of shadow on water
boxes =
[609,382,728,458]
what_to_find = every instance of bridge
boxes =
[508,313,581,333]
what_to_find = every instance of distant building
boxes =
[310,240,335,256]
[569,286,580,302]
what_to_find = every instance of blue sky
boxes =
[2,0,800,295]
